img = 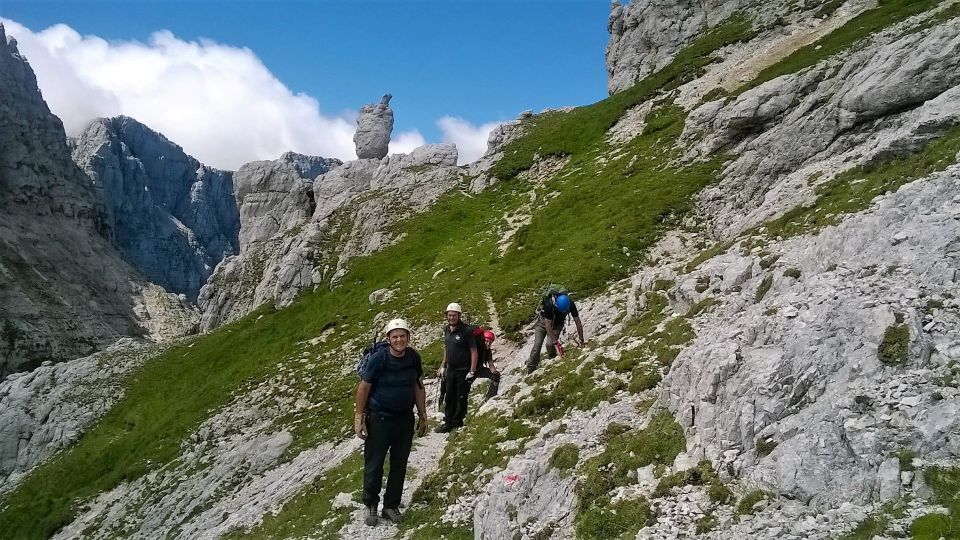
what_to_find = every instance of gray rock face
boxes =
[71,116,241,301]
[198,144,460,331]
[353,94,394,159]
[197,152,339,330]
[0,24,147,375]
[663,169,960,509]
[685,21,960,237]
[0,338,150,495]
[606,0,747,94]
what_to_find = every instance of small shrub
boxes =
[910,513,951,540]
[549,443,580,475]
[878,324,909,365]
[696,512,718,534]
[783,267,801,279]
[896,448,916,472]
[629,366,662,393]
[653,279,675,291]
[759,255,780,269]
[575,496,652,540]
[755,275,773,303]
[695,275,711,293]
[756,437,778,457]
[736,489,771,515]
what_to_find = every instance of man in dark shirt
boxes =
[436,302,477,433]
[525,291,585,373]
[354,318,428,526]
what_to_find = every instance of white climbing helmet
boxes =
[445,302,462,314]
[384,318,411,337]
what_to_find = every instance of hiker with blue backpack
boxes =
[435,302,478,433]
[525,286,585,374]
[354,318,428,526]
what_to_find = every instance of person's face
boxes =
[446,310,460,326]
[387,329,409,353]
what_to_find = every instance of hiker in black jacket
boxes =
[354,318,428,526]
[525,291,585,373]
[436,302,477,433]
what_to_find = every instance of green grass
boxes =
[840,502,907,540]
[400,413,537,538]
[575,411,685,537]
[755,275,774,303]
[911,466,960,539]
[738,0,944,95]
[575,496,652,540]
[879,324,910,365]
[549,443,581,475]
[225,452,363,539]
[735,489,772,516]
[491,13,755,182]
[652,460,732,504]
[764,124,960,239]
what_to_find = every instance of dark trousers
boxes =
[526,315,561,371]
[443,368,470,427]
[471,365,501,398]
[362,410,414,509]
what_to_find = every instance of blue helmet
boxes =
[555,294,571,313]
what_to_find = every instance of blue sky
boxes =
[0,0,612,168]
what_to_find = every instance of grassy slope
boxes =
[736,0,945,95]
[0,15,742,534]
[3,2,957,538]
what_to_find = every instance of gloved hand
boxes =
[416,415,428,437]
[465,371,476,383]
[555,341,565,357]
[354,413,367,440]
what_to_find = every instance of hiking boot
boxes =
[381,507,403,524]
[364,505,378,526]
[435,423,453,433]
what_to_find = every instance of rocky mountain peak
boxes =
[71,115,241,302]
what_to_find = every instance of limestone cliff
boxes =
[0,24,147,376]
[71,116,240,302]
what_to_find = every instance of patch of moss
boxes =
[687,297,720,318]
[783,267,801,279]
[911,466,960,539]
[878,324,910,365]
[759,254,780,269]
[696,512,719,534]
[910,513,951,539]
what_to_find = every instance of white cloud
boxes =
[437,116,503,165]
[2,19,429,170]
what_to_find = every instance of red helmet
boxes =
[483,330,495,343]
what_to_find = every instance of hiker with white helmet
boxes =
[525,286,585,374]
[435,302,478,433]
[354,318,428,526]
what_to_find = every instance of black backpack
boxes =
[357,341,390,378]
